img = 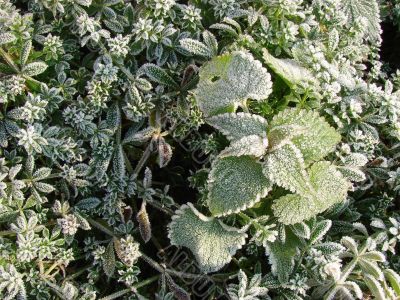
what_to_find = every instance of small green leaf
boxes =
[208,156,272,216]
[265,230,299,283]
[207,112,268,141]
[141,63,178,88]
[0,33,16,45]
[23,61,48,76]
[179,39,212,57]
[309,220,332,244]
[219,135,268,158]
[272,161,349,224]
[20,40,32,66]
[75,197,101,210]
[195,51,272,116]
[103,240,116,277]
[340,0,381,41]
[384,269,400,295]
[168,203,247,273]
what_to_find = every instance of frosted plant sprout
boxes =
[1,0,400,298]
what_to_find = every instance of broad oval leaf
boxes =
[23,61,48,76]
[272,161,350,224]
[168,203,247,273]
[219,135,268,158]
[208,156,272,216]
[270,109,341,165]
[195,51,272,116]
[262,49,316,88]
[179,38,212,57]
[263,143,314,196]
[207,112,268,141]
[140,63,178,88]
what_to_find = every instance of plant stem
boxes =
[87,218,116,237]
[133,141,153,176]
[99,275,159,300]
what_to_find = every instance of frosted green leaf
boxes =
[195,51,272,116]
[262,49,315,88]
[337,166,366,182]
[179,39,212,58]
[263,143,314,196]
[270,109,341,165]
[208,156,271,216]
[207,112,268,141]
[219,135,268,158]
[20,40,32,66]
[340,0,381,42]
[359,260,384,280]
[0,33,16,45]
[364,275,386,300]
[271,194,314,225]
[265,231,299,283]
[309,161,350,211]
[272,162,350,224]
[267,124,306,150]
[141,63,178,88]
[75,197,101,210]
[384,269,400,295]
[103,240,116,277]
[168,203,247,273]
[202,31,218,57]
[309,220,332,244]
[22,61,48,76]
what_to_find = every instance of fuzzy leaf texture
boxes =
[262,49,316,88]
[219,135,268,158]
[22,61,48,76]
[263,143,314,196]
[265,230,300,283]
[194,51,272,116]
[207,156,272,216]
[272,162,350,224]
[340,0,381,42]
[270,109,341,165]
[168,203,247,273]
[207,113,268,141]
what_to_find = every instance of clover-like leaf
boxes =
[219,135,268,158]
[263,143,314,196]
[207,112,268,141]
[262,49,316,88]
[208,156,271,216]
[270,109,341,165]
[272,161,350,224]
[195,51,272,116]
[168,203,247,273]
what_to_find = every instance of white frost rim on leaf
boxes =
[207,112,268,141]
[207,158,271,217]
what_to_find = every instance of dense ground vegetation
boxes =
[1,0,400,299]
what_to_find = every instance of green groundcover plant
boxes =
[1,0,400,299]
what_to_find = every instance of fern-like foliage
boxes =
[168,203,247,273]
[340,0,381,42]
